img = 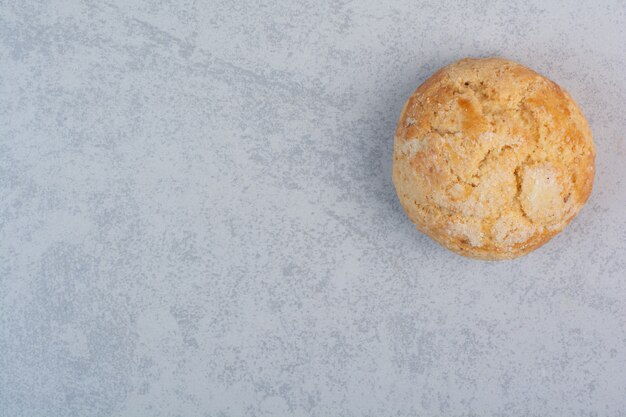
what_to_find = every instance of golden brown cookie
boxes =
[392,58,595,260]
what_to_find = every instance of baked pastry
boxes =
[392,58,595,260]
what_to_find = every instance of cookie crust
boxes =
[392,58,595,260]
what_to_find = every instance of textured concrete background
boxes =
[1,0,626,416]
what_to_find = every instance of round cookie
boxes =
[392,58,595,260]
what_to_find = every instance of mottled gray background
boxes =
[1,0,625,416]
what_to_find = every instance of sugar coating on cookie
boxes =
[392,58,595,260]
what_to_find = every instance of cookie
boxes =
[392,58,595,260]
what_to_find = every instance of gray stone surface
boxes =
[1,0,626,416]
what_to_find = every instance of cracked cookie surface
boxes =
[392,58,595,260]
